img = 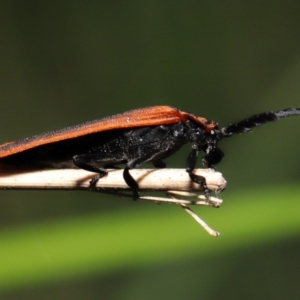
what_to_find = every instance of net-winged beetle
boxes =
[0,105,299,199]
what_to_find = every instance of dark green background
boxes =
[0,2,300,299]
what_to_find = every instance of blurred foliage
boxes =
[0,184,299,299]
[0,1,300,299]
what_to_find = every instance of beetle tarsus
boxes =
[73,154,109,190]
[89,174,102,189]
[187,171,211,199]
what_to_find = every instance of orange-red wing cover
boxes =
[0,106,184,158]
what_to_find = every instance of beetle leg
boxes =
[188,172,210,199]
[202,147,224,169]
[123,157,153,200]
[73,155,108,189]
[125,151,169,199]
[186,149,210,199]
[123,167,139,200]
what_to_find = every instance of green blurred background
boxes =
[0,1,300,299]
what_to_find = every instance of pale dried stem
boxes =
[0,167,226,236]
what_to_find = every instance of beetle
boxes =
[0,105,299,199]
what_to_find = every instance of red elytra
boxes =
[0,106,216,158]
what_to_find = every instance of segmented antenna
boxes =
[222,108,300,136]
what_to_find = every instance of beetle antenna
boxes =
[221,108,300,137]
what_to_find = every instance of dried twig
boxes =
[0,167,226,236]
[0,167,226,191]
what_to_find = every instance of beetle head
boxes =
[188,120,222,153]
